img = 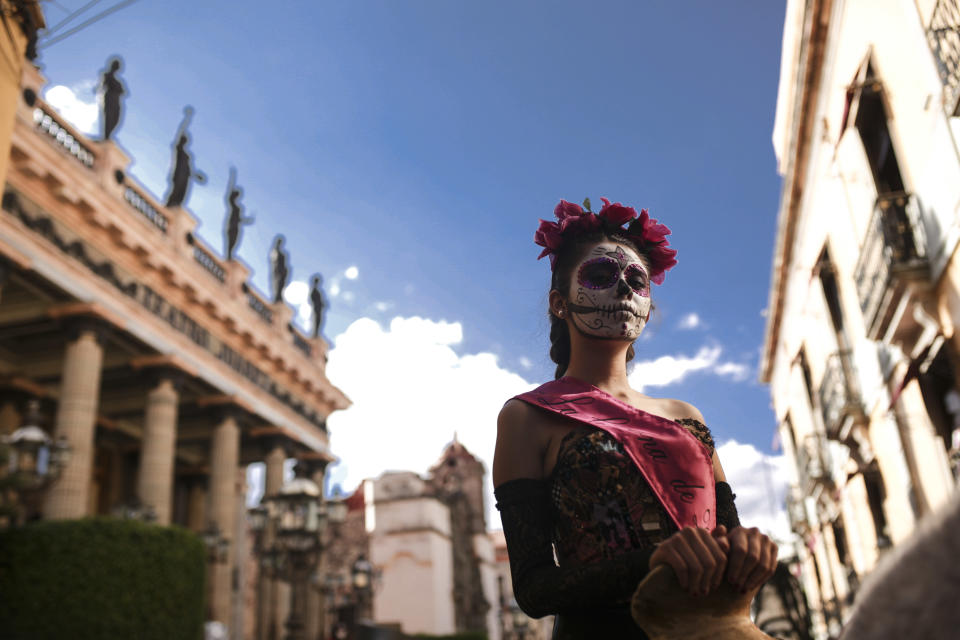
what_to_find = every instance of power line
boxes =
[43,0,104,36]
[38,0,141,50]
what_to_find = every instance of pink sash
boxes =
[514,377,716,530]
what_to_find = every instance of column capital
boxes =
[197,395,253,428]
[130,355,195,392]
[61,315,112,346]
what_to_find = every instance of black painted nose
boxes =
[616,278,631,297]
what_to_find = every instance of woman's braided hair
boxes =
[548,229,652,379]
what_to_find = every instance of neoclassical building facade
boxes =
[0,61,348,637]
[762,0,960,637]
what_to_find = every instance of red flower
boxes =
[597,197,637,226]
[534,219,563,261]
[553,200,584,221]
[535,197,677,285]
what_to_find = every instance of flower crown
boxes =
[534,197,678,285]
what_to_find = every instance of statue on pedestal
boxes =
[164,107,207,208]
[223,167,254,261]
[98,56,125,141]
[269,235,290,304]
[309,274,327,338]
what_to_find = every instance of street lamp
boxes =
[269,464,326,640]
[112,497,158,523]
[248,504,274,640]
[1,399,70,525]
[351,554,374,627]
[4,399,69,489]
[202,522,230,564]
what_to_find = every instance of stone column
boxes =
[264,442,286,640]
[264,442,285,496]
[43,324,106,520]
[137,374,180,525]
[187,480,207,533]
[209,413,240,627]
[105,444,126,511]
[0,399,20,434]
[306,464,329,640]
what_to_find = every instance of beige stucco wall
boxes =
[766,1,960,634]
[368,473,456,635]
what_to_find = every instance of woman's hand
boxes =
[649,526,730,596]
[720,526,778,592]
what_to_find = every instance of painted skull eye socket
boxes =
[624,264,649,295]
[577,257,620,290]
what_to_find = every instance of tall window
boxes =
[863,465,891,549]
[852,63,906,195]
[817,248,847,339]
[918,343,960,454]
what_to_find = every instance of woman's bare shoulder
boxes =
[652,397,706,424]
[493,399,553,485]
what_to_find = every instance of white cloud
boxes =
[283,279,312,326]
[518,357,533,369]
[712,361,751,382]
[341,291,355,303]
[344,266,359,280]
[326,316,533,526]
[677,312,703,330]
[329,282,341,297]
[716,440,793,556]
[44,85,98,135]
[629,344,750,391]
[373,301,393,313]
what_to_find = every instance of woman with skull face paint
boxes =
[492,199,778,638]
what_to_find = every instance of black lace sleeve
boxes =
[495,478,655,619]
[675,418,715,453]
[716,481,741,529]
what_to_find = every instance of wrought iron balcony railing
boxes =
[786,485,809,534]
[819,351,863,439]
[854,193,929,339]
[927,0,960,117]
[795,433,834,493]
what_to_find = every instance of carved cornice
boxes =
[5,84,349,415]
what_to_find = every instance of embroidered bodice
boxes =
[550,418,716,570]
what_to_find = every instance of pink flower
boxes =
[598,197,637,226]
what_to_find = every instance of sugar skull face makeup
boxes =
[566,242,651,340]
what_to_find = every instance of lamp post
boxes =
[351,554,374,627]
[268,464,325,640]
[1,399,70,526]
[202,521,230,624]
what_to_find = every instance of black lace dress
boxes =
[495,418,740,639]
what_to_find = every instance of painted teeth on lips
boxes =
[601,304,638,317]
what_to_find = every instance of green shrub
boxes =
[0,517,205,640]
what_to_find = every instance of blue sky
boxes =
[35,1,790,535]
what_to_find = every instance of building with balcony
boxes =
[0,61,349,639]
[762,0,960,637]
